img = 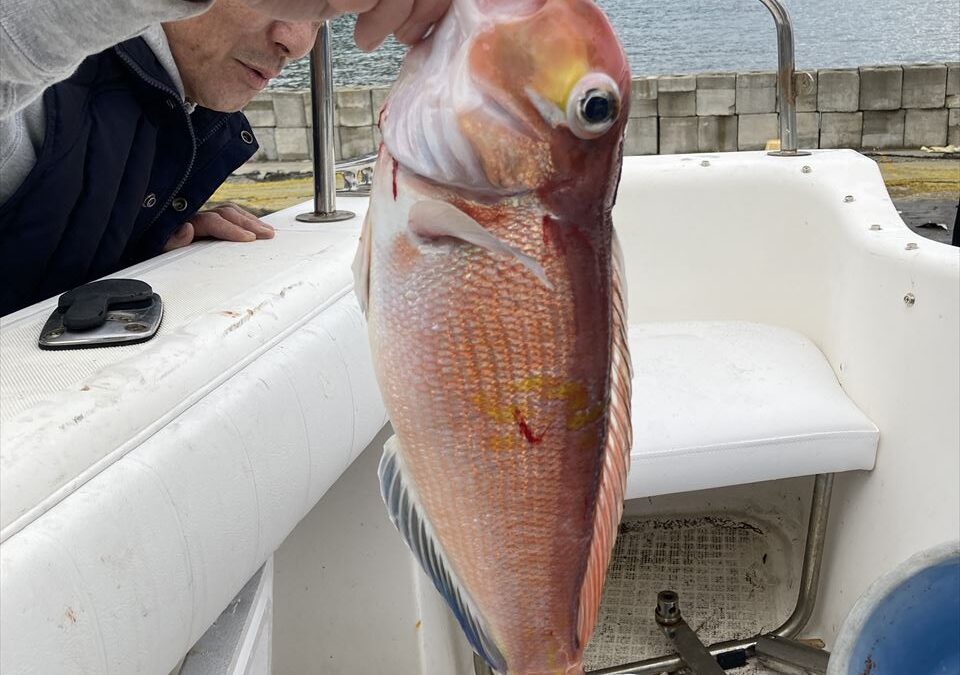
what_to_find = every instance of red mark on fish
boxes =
[513,408,544,444]
[392,158,399,200]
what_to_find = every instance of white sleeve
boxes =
[0,0,213,119]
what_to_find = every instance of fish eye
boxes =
[567,74,621,140]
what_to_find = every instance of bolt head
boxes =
[802,165,813,174]
[904,293,916,306]
[844,195,855,203]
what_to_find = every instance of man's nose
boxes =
[269,20,319,60]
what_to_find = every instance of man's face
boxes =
[164,0,319,112]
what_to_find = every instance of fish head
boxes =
[382,0,630,206]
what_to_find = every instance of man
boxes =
[0,0,449,315]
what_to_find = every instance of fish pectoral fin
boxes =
[408,199,553,290]
[379,436,506,673]
[352,210,373,315]
[576,230,633,650]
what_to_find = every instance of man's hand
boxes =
[163,203,275,252]
[240,0,451,50]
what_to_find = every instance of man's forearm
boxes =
[0,0,213,119]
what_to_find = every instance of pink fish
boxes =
[353,1,632,673]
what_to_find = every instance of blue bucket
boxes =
[828,541,960,675]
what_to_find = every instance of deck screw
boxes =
[869,224,882,231]
[802,166,813,174]
[904,293,916,306]
[844,195,855,203]
[906,242,919,251]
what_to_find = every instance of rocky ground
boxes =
[208,151,960,245]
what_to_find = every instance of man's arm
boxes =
[0,0,213,120]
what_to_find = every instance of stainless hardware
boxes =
[655,591,726,675]
[759,0,810,157]
[297,21,355,223]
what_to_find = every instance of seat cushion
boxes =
[627,321,878,499]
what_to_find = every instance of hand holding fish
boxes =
[240,0,452,50]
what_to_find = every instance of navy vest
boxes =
[0,37,258,316]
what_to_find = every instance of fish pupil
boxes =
[582,91,612,124]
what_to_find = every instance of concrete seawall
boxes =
[245,63,959,162]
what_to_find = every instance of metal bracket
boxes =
[654,591,726,675]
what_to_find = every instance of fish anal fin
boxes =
[576,231,633,649]
[378,436,507,673]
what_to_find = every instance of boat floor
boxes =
[584,511,799,673]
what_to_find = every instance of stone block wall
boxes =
[246,63,958,161]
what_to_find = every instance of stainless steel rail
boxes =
[757,0,811,157]
[297,21,354,223]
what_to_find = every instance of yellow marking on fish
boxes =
[473,377,603,435]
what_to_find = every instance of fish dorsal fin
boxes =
[408,199,553,290]
[352,210,373,316]
[379,436,507,673]
[576,230,633,649]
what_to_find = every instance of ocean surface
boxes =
[271,0,960,89]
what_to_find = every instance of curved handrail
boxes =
[757,0,809,156]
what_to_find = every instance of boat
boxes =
[1,2,957,674]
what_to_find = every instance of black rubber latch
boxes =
[58,279,155,331]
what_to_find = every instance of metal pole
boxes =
[297,21,354,223]
[756,0,811,157]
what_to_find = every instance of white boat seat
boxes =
[627,321,879,499]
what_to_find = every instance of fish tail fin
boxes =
[379,435,507,673]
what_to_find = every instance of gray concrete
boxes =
[244,62,957,160]
[797,112,821,149]
[659,75,696,92]
[335,89,374,127]
[272,91,307,128]
[862,110,906,149]
[736,72,777,114]
[371,86,390,122]
[630,77,659,118]
[660,117,699,154]
[339,125,376,158]
[698,115,738,152]
[946,63,959,109]
[244,98,276,127]
[796,70,819,112]
[818,69,860,112]
[738,113,779,150]
[820,112,863,148]
[904,109,949,147]
[859,66,903,110]
[696,74,736,116]
[902,64,947,109]
[950,108,960,147]
[251,128,278,162]
[274,127,311,160]
[624,117,658,155]
[658,91,696,117]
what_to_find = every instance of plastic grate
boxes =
[583,513,796,673]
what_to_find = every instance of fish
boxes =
[352,1,632,673]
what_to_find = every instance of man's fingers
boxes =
[191,212,258,242]
[162,222,195,252]
[353,0,414,51]
[218,204,276,239]
[395,0,450,44]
